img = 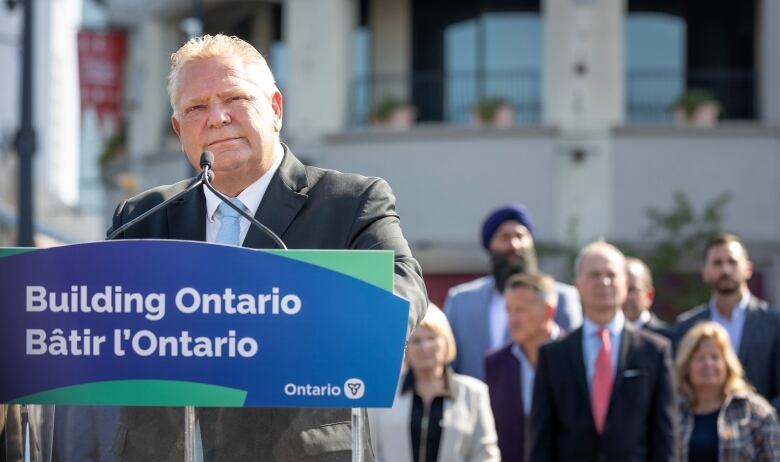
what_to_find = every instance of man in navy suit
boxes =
[530,241,678,462]
[485,272,562,462]
[445,203,582,380]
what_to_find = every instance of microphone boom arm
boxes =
[202,163,288,250]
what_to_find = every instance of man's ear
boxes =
[646,287,656,305]
[171,116,183,151]
[171,116,182,137]
[271,91,283,132]
[546,303,556,321]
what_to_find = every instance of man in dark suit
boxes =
[529,241,678,462]
[104,34,427,461]
[623,257,668,334]
[675,233,780,411]
[484,272,562,462]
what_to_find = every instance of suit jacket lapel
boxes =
[243,146,309,249]
[608,323,635,417]
[567,329,594,430]
[738,297,762,360]
[166,181,207,241]
[476,279,497,354]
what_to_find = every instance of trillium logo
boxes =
[344,378,365,399]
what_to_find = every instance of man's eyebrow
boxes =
[181,96,208,107]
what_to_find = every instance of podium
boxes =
[0,240,410,461]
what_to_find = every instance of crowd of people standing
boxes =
[370,203,780,462]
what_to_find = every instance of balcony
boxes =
[626,68,756,123]
[350,70,541,127]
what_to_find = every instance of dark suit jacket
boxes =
[529,323,679,462]
[640,312,671,339]
[674,295,780,411]
[484,344,526,462]
[106,147,427,462]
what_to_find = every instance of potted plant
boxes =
[472,97,514,128]
[672,89,721,127]
[371,95,416,129]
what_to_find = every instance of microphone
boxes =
[200,153,288,250]
[106,152,213,240]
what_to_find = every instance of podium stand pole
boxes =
[351,407,364,462]
[21,405,29,462]
[184,406,196,462]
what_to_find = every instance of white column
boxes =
[760,0,780,126]
[125,20,179,160]
[250,4,274,57]
[543,0,625,244]
[543,0,624,129]
[284,0,356,154]
[370,0,411,101]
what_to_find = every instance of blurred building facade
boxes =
[0,0,110,246]
[16,0,775,306]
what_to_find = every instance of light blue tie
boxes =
[215,198,244,246]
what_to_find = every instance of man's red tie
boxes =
[592,328,613,434]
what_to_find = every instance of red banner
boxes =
[77,30,127,130]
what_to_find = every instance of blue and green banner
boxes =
[0,240,408,408]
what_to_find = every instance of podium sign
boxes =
[0,240,409,408]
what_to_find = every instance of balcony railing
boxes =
[351,70,541,127]
[350,68,755,126]
[627,68,756,123]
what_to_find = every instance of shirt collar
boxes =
[204,142,284,221]
[583,310,625,338]
[708,290,751,317]
[510,322,562,360]
[635,310,652,327]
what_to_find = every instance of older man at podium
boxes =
[99,34,427,462]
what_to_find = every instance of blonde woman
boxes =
[676,321,780,461]
[370,305,500,462]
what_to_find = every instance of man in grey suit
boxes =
[103,34,426,461]
[675,233,780,411]
[444,203,582,380]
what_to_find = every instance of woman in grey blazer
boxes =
[369,306,500,462]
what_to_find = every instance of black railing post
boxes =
[14,0,36,247]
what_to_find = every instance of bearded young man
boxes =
[444,203,582,380]
[675,233,780,411]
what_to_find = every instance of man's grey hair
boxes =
[626,257,653,288]
[574,240,627,277]
[168,34,277,114]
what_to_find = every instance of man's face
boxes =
[701,242,752,295]
[576,249,627,318]
[488,220,538,292]
[171,56,282,189]
[489,220,534,257]
[622,263,654,322]
[506,287,552,346]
